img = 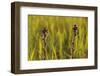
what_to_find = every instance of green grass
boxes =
[28,15,88,61]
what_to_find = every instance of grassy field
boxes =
[28,15,88,61]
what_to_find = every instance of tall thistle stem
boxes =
[41,27,48,59]
[70,24,78,59]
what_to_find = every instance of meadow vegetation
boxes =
[28,15,88,60]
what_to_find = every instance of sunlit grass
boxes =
[28,15,88,61]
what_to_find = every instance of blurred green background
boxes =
[28,15,88,61]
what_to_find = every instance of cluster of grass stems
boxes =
[28,15,88,61]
